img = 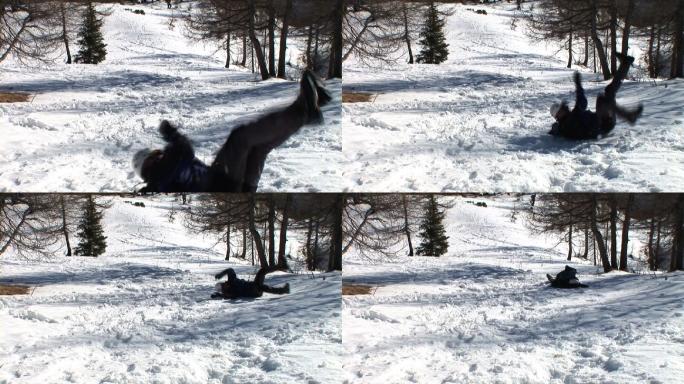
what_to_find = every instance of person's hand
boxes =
[159,120,178,142]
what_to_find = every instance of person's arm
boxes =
[573,72,588,112]
[146,121,195,187]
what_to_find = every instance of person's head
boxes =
[133,148,164,181]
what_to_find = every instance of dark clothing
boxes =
[138,121,224,193]
[137,70,331,193]
[550,55,640,140]
[211,70,332,192]
[547,265,587,289]
[213,266,289,299]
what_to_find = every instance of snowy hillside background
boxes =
[343,195,684,384]
[342,2,684,192]
[0,1,342,192]
[0,195,342,384]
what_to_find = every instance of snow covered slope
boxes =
[0,2,342,192]
[343,196,684,384]
[343,3,684,192]
[0,196,342,384]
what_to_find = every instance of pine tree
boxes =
[415,195,449,256]
[74,195,107,257]
[74,2,107,64]
[416,2,449,64]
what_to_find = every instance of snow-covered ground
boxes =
[342,3,684,192]
[343,196,684,384]
[0,196,342,384]
[0,2,342,192]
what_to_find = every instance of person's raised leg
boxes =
[605,53,634,99]
[242,146,272,192]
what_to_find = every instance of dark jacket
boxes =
[219,269,263,298]
[140,121,222,192]
[550,77,603,140]
[554,265,578,284]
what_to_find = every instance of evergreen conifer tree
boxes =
[416,2,449,64]
[74,195,107,257]
[416,195,449,256]
[75,2,107,64]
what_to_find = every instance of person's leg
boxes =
[253,265,283,286]
[211,128,252,192]
[215,268,237,281]
[242,146,272,192]
[615,103,644,125]
[604,54,634,100]
[595,94,617,134]
[573,72,588,112]
[261,283,290,295]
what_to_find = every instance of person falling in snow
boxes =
[211,266,290,299]
[549,53,643,140]
[132,70,332,192]
[546,265,588,289]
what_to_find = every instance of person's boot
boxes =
[616,104,643,125]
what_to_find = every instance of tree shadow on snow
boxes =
[0,262,182,286]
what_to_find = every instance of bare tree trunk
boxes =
[240,227,247,259]
[672,0,684,78]
[619,194,633,271]
[591,196,612,272]
[277,0,292,78]
[621,0,634,56]
[328,0,344,79]
[248,195,268,267]
[609,3,618,76]
[247,1,270,80]
[591,1,612,80]
[267,5,276,77]
[403,196,414,256]
[277,195,290,267]
[655,219,662,270]
[60,2,72,64]
[241,34,247,67]
[567,224,573,260]
[674,195,684,270]
[60,196,72,256]
[305,218,314,270]
[567,32,573,68]
[268,199,276,266]
[648,25,656,78]
[225,223,231,261]
[402,4,414,64]
[313,220,320,266]
[648,217,656,270]
[583,226,590,259]
[0,207,31,255]
[0,15,31,63]
[583,32,589,67]
[610,202,618,269]
[225,31,231,69]
[305,25,314,69]
[328,194,344,271]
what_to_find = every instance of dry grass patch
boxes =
[342,283,376,296]
[0,284,31,295]
[0,92,31,103]
[342,91,376,103]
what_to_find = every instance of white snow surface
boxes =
[0,196,342,384]
[0,2,342,192]
[342,3,684,192]
[343,196,684,384]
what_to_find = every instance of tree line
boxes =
[0,193,343,272]
[0,0,343,78]
[527,0,684,79]
[527,193,684,273]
